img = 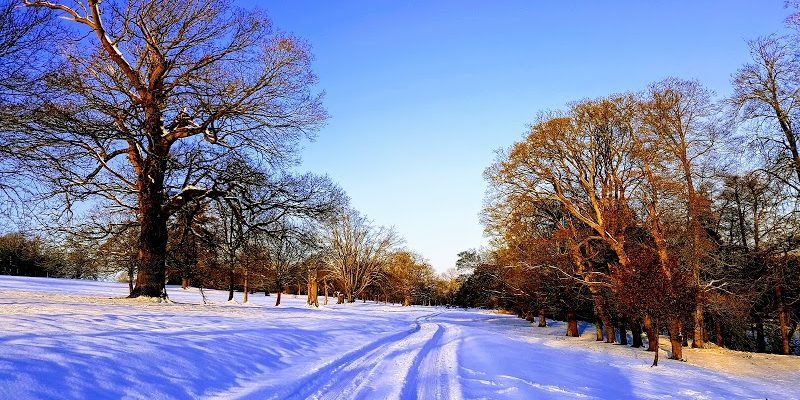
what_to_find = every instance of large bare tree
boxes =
[11,0,326,297]
[640,78,718,348]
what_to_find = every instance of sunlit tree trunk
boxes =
[566,309,579,337]
[644,314,659,352]
[323,278,328,305]
[308,274,318,307]
[651,317,660,367]
[668,318,683,360]
[243,269,249,304]
[590,289,615,343]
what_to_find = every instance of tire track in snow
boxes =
[407,320,463,400]
[397,323,444,399]
[273,311,443,400]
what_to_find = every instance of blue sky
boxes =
[250,1,791,272]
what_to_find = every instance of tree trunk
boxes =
[605,323,616,344]
[130,189,169,298]
[668,318,683,360]
[692,304,705,348]
[128,266,135,295]
[631,319,643,348]
[684,166,705,350]
[618,319,628,345]
[680,321,689,347]
[181,276,189,290]
[651,317,660,367]
[776,109,800,185]
[275,290,282,306]
[323,279,328,305]
[589,288,614,343]
[308,272,319,307]
[714,319,724,347]
[538,308,547,327]
[227,266,235,302]
[595,321,604,341]
[776,281,790,355]
[566,309,579,337]
[652,337,660,367]
[755,316,766,353]
[243,270,249,304]
[644,314,659,352]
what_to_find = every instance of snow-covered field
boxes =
[0,276,797,400]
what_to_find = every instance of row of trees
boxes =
[0,0,460,307]
[0,233,97,279]
[468,19,800,363]
[0,206,458,308]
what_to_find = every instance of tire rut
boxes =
[276,311,443,400]
[406,316,463,400]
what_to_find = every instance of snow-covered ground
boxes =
[0,276,797,399]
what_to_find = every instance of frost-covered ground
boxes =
[0,276,797,399]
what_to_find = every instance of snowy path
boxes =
[1,276,798,400]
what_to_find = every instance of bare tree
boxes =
[263,227,314,306]
[640,78,718,348]
[207,160,341,303]
[324,208,400,303]
[731,35,800,192]
[13,0,326,298]
[99,223,139,293]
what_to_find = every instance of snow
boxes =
[0,276,797,399]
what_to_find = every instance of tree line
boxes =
[0,207,458,307]
[0,0,459,307]
[460,13,800,364]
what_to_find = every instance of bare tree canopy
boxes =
[324,208,400,303]
[731,35,800,191]
[7,0,327,297]
[0,0,57,217]
[0,0,54,94]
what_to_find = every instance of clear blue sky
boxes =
[249,1,791,272]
